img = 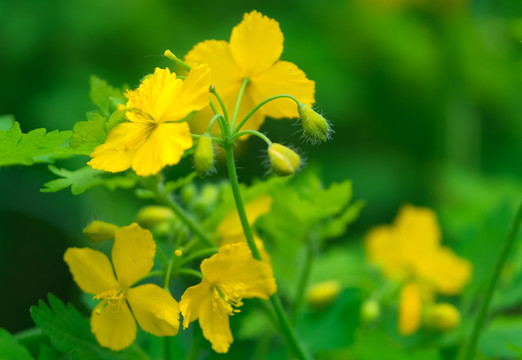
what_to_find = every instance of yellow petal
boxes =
[416,247,472,295]
[91,301,137,351]
[126,68,183,121]
[365,225,406,279]
[185,40,243,99]
[179,280,233,353]
[163,64,212,121]
[217,195,273,240]
[111,224,156,288]
[250,61,315,119]
[127,284,180,336]
[398,282,422,336]
[395,205,440,255]
[88,122,150,173]
[229,11,283,76]
[131,122,193,177]
[201,242,276,299]
[64,248,118,295]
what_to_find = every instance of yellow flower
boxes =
[365,205,472,335]
[217,195,272,262]
[179,242,276,353]
[88,65,211,177]
[185,11,315,134]
[64,223,179,350]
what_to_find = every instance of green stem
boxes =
[205,113,226,135]
[179,247,219,266]
[291,241,315,324]
[164,337,171,360]
[459,200,522,360]
[191,133,223,145]
[223,142,310,360]
[234,94,301,134]
[155,190,214,248]
[232,130,272,146]
[176,268,204,279]
[230,78,250,129]
[210,86,229,122]
[164,250,177,290]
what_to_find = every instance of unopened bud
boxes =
[361,299,381,323]
[268,143,300,176]
[83,220,118,243]
[194,135,214,177]
[298,103,331,143]
[424,303,460,331]
[135,206,174,229]
[175,249,183,256]
[306,280,341,307]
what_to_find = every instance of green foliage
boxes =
[0,122,71,167]
[66,113,107,155]
[89,76,126,117]
[479,316,522,358]
[41,166,136,195]
[0,114,15,131]
[507,342,522,359]
[30,294,150,360]
[0,328,34,360]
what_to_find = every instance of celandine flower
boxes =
[185,11,315,134]
[179,242,276,353]
[365,205,472,335]
[217,195,273,262]
[88,65,211,177]
[64,223,179,350]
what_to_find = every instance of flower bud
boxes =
[361,299,381,323]
[424,303,460,331]
[306,280,341,307]
[193,135,214,177]
[267,143,300,176]
[298,103,331,143]
[135,206,174,229]
[83,220,118,243]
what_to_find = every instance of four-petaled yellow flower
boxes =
[217,195,273,262]
[185,10,315,134]
[64,223,180,350]
[365,205,472,335]
[179,242,277,353]
[88,65,211,177]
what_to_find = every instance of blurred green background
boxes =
[1,0,522,346]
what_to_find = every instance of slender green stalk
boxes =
[205,113,225,134]
[459,200,522,360]
[191,133,223,145]
[210,86,229,122]
[179,247,219,266]
[232,130,272,146]
[164,337,171,360]
[291,243,315,324]
[223,142,310,360]
[234,94,301,134]
[230,78,250,129]
[164,250,177,290]
[176,268,204,279]
[155,190,214,248]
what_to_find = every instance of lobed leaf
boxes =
[30,294,150,360]
[0,122,71,167]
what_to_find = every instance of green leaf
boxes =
[0,114,15,131]
[65,113,107,155]
[507,342,522,359]
[319,200,365,240]
[106,110,125,133]
[41,166,136,195]
[90,76,126,117]
[30,294,150,360]
[0,328,34,360]
[0,122,71,167]
[480,315,522,358]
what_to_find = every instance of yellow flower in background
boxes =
[179,242,276,353]
[365,205,472,335]
[88,65,211,177]
[185,11,315,134]
[217,195,273,262]
[64,223,179,350]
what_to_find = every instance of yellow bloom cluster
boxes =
[365,205,472,335]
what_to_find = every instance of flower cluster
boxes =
[365,205,472,335]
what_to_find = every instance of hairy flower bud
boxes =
[306,280,341,307]
[135,206,174,229]
[424,303,460,331]
[83,220,118,243]
[194,135,214,177]
[267,143,300,176]
[298,103,331,143]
